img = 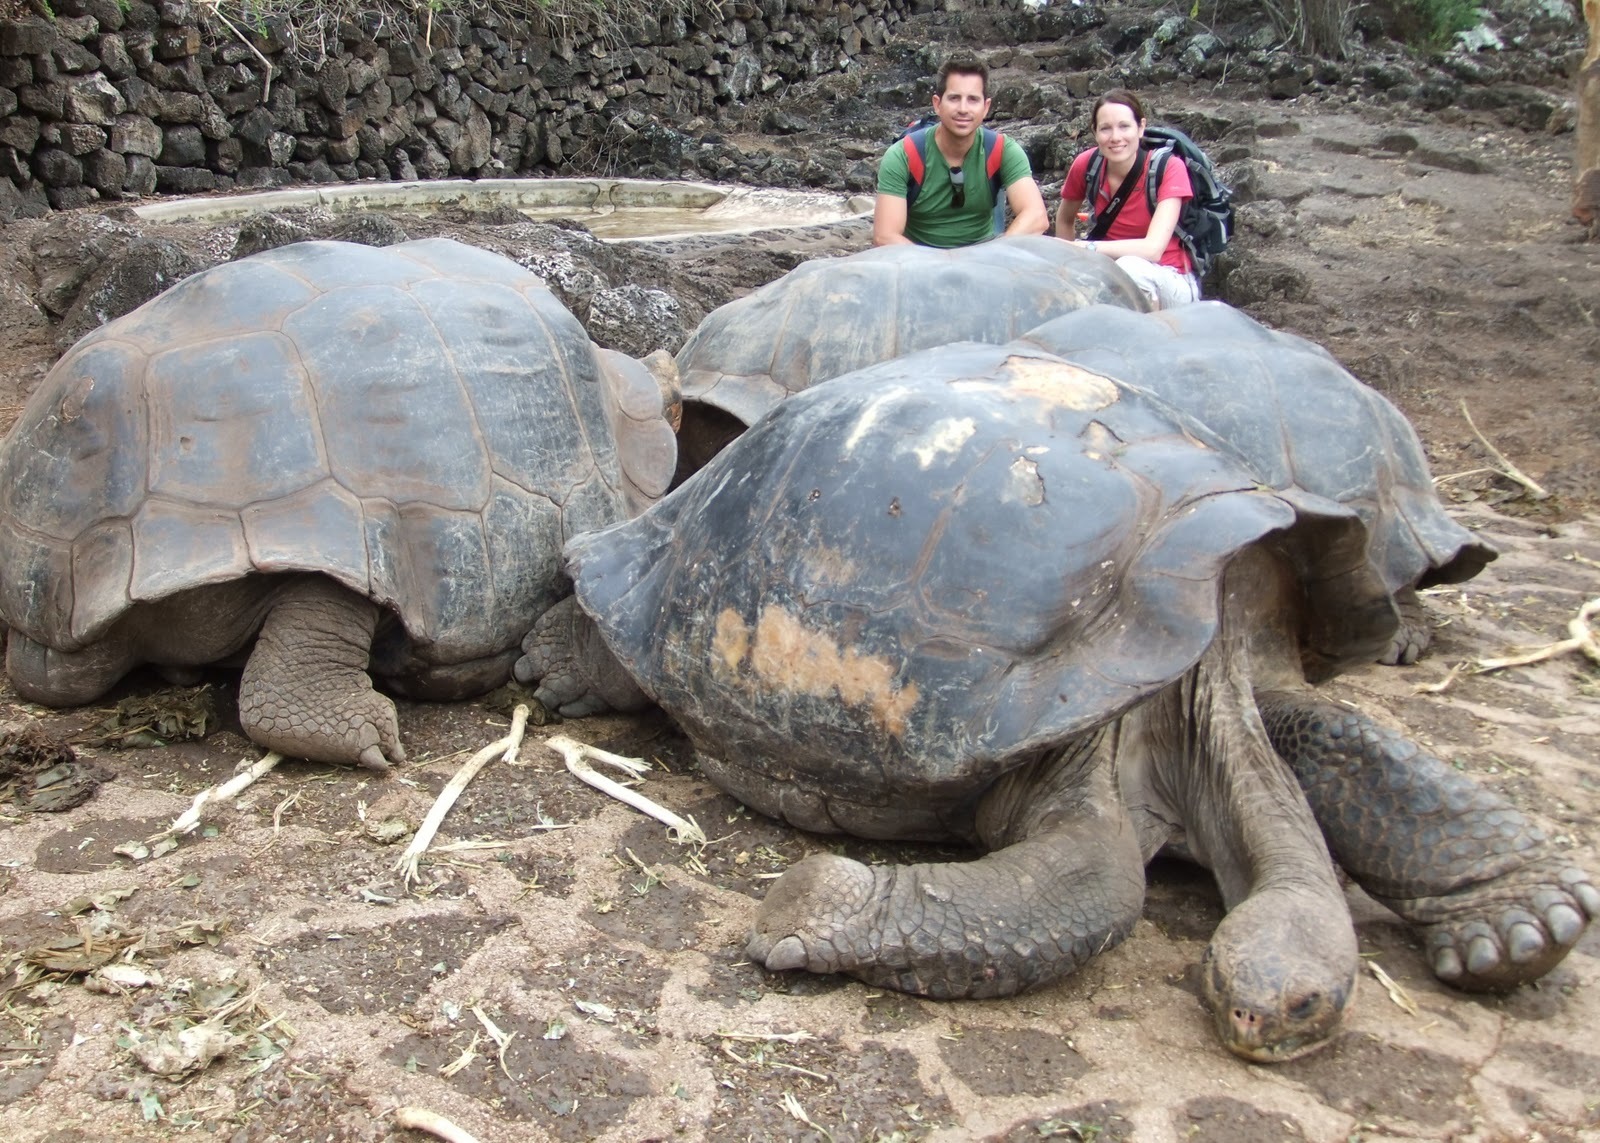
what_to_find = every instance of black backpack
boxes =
[1083,125,1234,277]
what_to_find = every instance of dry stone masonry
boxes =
[0,0,1585,222]
[0,0,956,216]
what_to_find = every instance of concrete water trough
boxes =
[131,177,876,240]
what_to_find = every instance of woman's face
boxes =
[1094,102,1144,164]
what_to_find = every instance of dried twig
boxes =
[1366,960,1419,1017]
[1414,597,1600,694]
[1460,400,1550,500]
[781,1092,835,1143]
[153,752,284,842]
[1472,598,1600,673]
[1411,662,1468,695]
[471,1006,517,1082]
[199,1,274,101]
[394,706,530,884]
[437,1030,480,1079]
[548,735,706,846]
[717,1030,816,1044]
[392,1107,483,1143]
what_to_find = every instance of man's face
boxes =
[932,72,990,140]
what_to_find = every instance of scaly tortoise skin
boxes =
[0,238,674,769]
[555,340,1598,1062]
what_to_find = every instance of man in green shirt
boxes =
[874,54,1049,248]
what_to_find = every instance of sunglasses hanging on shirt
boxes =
[949,168,966,209]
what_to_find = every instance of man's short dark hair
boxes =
[935,53,988,98]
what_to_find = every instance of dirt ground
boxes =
[2,53,1600,1143]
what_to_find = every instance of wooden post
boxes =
[1577,0,1600,224]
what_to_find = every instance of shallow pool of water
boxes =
[132,178,874,241]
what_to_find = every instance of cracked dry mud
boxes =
[1,82,1599,1143]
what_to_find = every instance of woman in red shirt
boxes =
[1056,89,1201,310]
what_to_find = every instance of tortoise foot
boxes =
[515,597,648,719]
[241,679,405,771]
[1377,587,1432,665]
[747,853,881,979]
[1405,859,1600,991]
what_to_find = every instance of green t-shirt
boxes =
[877,131,1035,249]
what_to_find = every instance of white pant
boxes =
[1116,256,1201,310]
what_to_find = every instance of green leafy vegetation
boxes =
[1398,0,1483,48]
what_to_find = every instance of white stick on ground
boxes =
[392,1107,483,1143]
[1474,597,1600,673]
[1460,400,1550,500]
[394,705,531,884]
[547,734,706,846]
[151,752,283,841]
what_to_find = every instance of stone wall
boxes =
[0,0,985,217]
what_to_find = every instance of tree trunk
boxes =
[1298,0,1352,59]
[1577,0,1600,225]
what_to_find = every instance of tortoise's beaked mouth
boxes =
[1217,1020,1338,1063]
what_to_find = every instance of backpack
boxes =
[1083,124,1234,277]
[897,115,1010,237]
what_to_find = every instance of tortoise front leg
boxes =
[237,577,404,771]
[1257,691,1600,990]
[746,732,1147,1000]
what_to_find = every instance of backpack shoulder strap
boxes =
[1084,150,1106,203]
[983,129,1005,181]
[1144,143,1175,213]
[901,126,933,208]
[902,127,932,182]
[983,129,1008,236]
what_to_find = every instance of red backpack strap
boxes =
[901,127,931,208]
[985,130,1006,181]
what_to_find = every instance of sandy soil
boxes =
[1,56,1598,1143]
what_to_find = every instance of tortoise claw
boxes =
[1432,945,1464,982]
[358,744,392,772]
[756,935,810,972]
[1419,861,1598,991]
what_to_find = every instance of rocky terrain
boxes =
[0,2,1598,1141]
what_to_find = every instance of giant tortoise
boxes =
[671,252,1489,665]
[555,342,1598,1062]
[0,238,674,769]
[670,235,1148,478]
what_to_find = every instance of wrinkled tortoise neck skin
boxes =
[1115,631,1358,1063]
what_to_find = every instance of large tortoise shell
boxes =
[674,235,1149,429]
[0,238,674,665]
[569,343,1393,816]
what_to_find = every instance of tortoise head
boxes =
[1199,888,1357,1063]
[595,348,682,516]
